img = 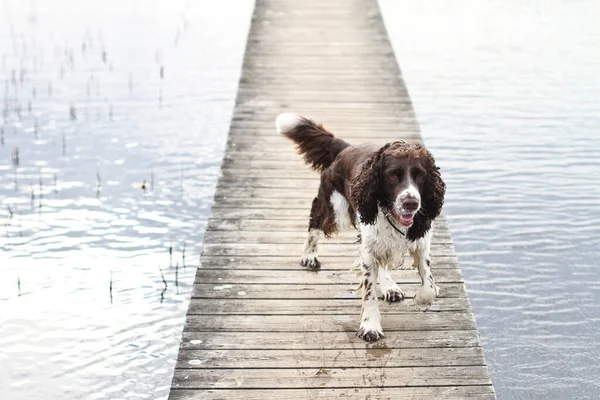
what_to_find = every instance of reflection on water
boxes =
[0,1,253,399]
[381,1,600,399]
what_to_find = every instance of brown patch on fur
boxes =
[349,143,393,225]
[279,116,350,172]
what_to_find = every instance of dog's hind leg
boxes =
[301,196,324,269]
[378,266,405,303]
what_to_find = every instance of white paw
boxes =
[357,317,384,342]
[382,288,405,303]
[414,281,439,311]
[300,252,320,269]
[379,273,405,303]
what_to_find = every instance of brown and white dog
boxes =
[276,113,446,342]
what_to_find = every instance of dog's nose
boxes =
[402,198,419,211]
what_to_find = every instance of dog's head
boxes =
[350,141,445,232]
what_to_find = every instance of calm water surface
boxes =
[381,1,600,399]
[0,1,253,399]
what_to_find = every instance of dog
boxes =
[276,113,446,342]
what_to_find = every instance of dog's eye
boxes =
[412,169,425,180]
[387,173,397,181]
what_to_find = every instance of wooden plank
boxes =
[198,255,459,271]
[192,283,467,299]
[213,178,320,190]
[226,129,421,139]
[186,298,472,315]
[207,207,449,222]
[199,253,457,266]
[210,190,452,213]
[201,228,453,243]
[223,138,419,150]
[193,269,463,285]
[171,366,491,389]
[221,158,308,170]
[176,347,485,369]
[170,386,496,400]
[200,242,457,257]
[219,167,425,180]
[204,216,449,231]
[179,330,482,350]
[219,147,434,161]
[183,313,477,332]
[234,100,414,110]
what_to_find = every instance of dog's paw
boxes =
[300,253,320,269]
[383,288,405,303]
[357,325,384,342]
[357,317,384,342]
[414,281,439,311]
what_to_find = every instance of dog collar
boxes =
[385,215,406,236]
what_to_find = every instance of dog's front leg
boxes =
[412,234,440,311]
[356,253,384,342]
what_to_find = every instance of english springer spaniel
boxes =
[276,113,446,342]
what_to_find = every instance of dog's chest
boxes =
[361,216,409,267]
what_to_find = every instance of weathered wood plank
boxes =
[204,211,448,223]
[218,147,428,161]
[176,347,485,369]
[198,255,459,271]
[194,269,463,285]
[186,298,472,315]
[192,283,467,299]
[171,366,491,389]
[238,88,407,101]
[226,131,419,141]
[201,228,453,243]
[223,138,418,151]
[220,167,432,180]
[207,206,449,221]
[214,178,321,190]
[208,196,448,213]
[183,313,477,332]
[170,386,496,400]
[204,217,449,233]
[179,330,482,350]
[200,242,457,257]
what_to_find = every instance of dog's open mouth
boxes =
[392,210,414,227]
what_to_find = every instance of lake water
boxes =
[380,1,600,399]
[0,1,253,399]
[1,0,599,399]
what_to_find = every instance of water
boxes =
[380,1,600,398]
[0,1,253,399]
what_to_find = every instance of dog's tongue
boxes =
[398,214,414,226]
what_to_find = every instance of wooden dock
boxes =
[169,0,495,398]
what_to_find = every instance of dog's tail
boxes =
[276,113,350,172]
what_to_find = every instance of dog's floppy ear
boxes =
[407,145,446,241]
[421,147,445,220]
[350,144,390,225]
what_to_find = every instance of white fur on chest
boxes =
[359,210,410,268]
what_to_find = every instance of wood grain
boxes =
[169,0,495,398]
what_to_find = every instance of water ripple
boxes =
[0,1,253,399]
[381,0,600,398]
